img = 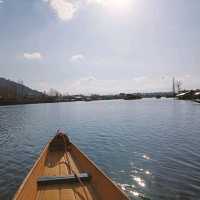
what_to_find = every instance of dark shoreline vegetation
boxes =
[0,77,200,106]
[0,93,173,106]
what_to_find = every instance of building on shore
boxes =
[176,90,200,100]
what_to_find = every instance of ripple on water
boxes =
[1,99,200,200]
[118,183,138,198]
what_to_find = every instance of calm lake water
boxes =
[0,99,200,200]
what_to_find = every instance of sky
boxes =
[0,0,199,94]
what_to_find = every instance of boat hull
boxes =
[13,133,129,200]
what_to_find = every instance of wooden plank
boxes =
[42,151,60,200]
[35,190,45,200]
[59,155,76,200]
[64,154,95,200]
[60,186,76,200]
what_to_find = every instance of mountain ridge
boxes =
[0,77,42,99]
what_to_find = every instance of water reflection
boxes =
[0,99,200,200]
[145,170,151,175]
[142,154,150,160]
[132,176,146,187]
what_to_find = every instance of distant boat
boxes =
[13,132,129,200]
[155,95,161,99]
[123,94,142,100]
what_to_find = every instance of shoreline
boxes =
[0,97,177,107]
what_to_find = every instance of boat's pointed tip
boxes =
[56,130,65,136]
[54,131,70,143]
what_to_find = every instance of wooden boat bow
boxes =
[13,132,129,200]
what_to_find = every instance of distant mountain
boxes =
[0,78,43,99]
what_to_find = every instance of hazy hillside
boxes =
[0,78,43,99]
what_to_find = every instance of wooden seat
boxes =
[37,173,91,186]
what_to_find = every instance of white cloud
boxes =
[70,54,85,63]
[23,52,43,60]
[43,0,133,22]
[0,0,4,3]
[44,0,78,21]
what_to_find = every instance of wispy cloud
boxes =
[23,52,43,60]
[0,0,4,4]
[70,54,85,63]
[44,0,78,21]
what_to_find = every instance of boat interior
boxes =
[13,134,129,200]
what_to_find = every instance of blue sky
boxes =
[0,0,199,94]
